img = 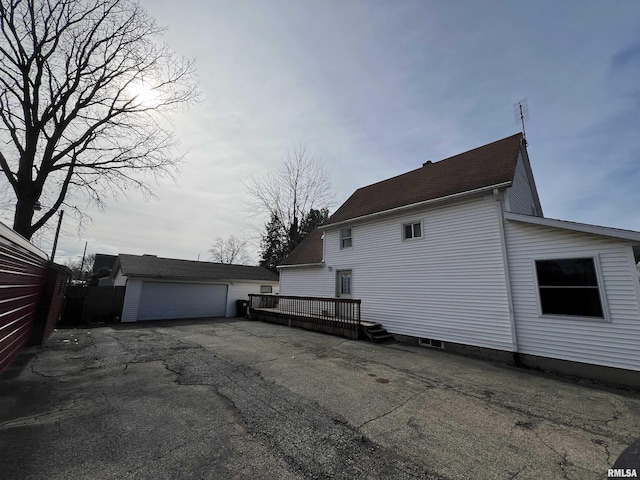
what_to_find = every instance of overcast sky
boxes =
[4,0,640,266]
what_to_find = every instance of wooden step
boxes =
[360,323,394,343]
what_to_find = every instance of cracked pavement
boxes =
[1,319,639,479]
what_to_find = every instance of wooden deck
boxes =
[248,294,363,340]
[252,307,377,326]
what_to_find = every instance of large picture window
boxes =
[535,258,604,318]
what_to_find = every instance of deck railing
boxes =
[248,294,362,339]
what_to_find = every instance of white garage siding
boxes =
[113,269,127,287]
[137,282,228,321]
[121,279,143,322]
[227,282,280,317]
[505,220,640,371]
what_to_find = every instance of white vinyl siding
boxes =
[280,267,334,298]
[505,220,640,371]
[506,152,539,216]
[282,195,513,351]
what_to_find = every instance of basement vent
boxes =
[418,338,444,349]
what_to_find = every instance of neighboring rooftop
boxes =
[114,254,279,282]
[92,253,118,273]
[325,132,523,226]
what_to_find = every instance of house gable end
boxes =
[505,148,543,217]
[325,133,522,226]
[281,134,523,267]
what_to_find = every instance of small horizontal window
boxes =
[260,285,272,294]
[535,258,604,318]
[340,227,352,249]
[419,338,444,349]
[403,222,422,240]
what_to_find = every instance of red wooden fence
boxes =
[0,222,70,373]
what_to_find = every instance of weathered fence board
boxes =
[61,286,125,325]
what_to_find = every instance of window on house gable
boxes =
[340,227,352,249]
[403,222,422,240]
[535,257,605,319]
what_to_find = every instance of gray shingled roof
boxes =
[116,254,279,282]
[280,134,523,266]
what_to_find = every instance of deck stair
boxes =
[360,321,394,343]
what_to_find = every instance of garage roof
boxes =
[114,254,279,282]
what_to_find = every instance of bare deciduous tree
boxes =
[63,252,95,281]
[209,235,251,265]
[245,145,334,259]
[0,0,198,239]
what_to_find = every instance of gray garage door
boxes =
[137,282,228,320]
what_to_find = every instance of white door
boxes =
[336,270,352,299]
[137,282,228,320]
[336,270,353,319]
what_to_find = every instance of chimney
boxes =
[422,160,432,166]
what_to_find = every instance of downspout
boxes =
[493,189,523,368]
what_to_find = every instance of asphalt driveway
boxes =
[1,318,639,479]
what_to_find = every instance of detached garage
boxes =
[138,283,228,320]
[108,254,279,322]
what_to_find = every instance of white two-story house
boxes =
[278,133,640,383]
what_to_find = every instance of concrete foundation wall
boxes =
[393,333,640,389]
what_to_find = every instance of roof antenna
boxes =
[513,99,529,146]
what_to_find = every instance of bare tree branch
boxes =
[0,0,199,239]
[244,145,335,230]
[209,236,251,265]
[244,145,335,269]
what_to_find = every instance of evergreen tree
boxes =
[259,208,329,272]
[259,214,287,272]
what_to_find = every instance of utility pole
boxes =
[50,210,64,262]
[79,241,88,281]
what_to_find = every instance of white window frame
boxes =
[260,285,273,294]
[402,221,423,241]
[340,227,352,249]
[532,254,610,323]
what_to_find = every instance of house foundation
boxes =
[393,333,640,389]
